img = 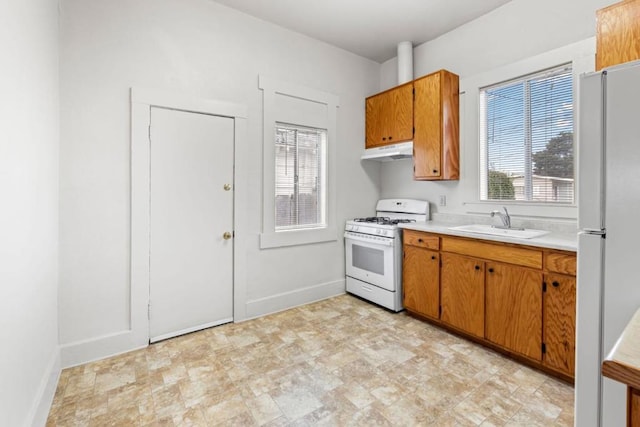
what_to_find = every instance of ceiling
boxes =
[212,0,512,63]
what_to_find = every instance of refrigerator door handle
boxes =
[578,72,606,232]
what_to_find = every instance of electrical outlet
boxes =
[439,195,446,206]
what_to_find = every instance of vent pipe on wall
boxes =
[397,41,413,84]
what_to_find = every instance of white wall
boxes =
[379,0,614,220]
[0,0,61,425]
[58,0,380,362]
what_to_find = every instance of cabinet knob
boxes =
[552,281,560,287]
[431,255,436,260]
[382,137,386,141]
[474,265,480,270]
[488,268,494,273]
[418,238,423,243]
[433,169,438,174]
[389,136,393,140]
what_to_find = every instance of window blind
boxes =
[275,123,326,230]
[480,64,574,204]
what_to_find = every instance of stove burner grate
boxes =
[353,217,416,226]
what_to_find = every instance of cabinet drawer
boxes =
[544,252,576,276]
[403,230,439,250]
[441,236,542,269]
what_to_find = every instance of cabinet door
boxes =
[365,93,388,148]
[403,246,439,319]
[365,84,413,148]
[413,73,441,178]
[543,273,576,375]
[596,0,640,70]
[440,253,484,337]
[413,70,459,181]
[388,84,414,143]
[485,262,543,360]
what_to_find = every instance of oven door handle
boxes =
[344,231,395,247]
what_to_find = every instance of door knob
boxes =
[223,232,232,240]
[223,183,232,191]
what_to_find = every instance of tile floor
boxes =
[47,294,574,426]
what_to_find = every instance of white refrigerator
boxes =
[576,60,640,427]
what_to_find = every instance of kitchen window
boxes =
[479,64,574,204]
[275,123,327,230]
[259,75,339,248]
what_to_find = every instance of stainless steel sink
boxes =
[448,224,549,239]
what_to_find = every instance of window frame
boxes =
[274,122,327,231]
[458,38,595,220]
[479,63,575,204]
[259,75,339,249]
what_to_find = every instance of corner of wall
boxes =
[29,347,61,427]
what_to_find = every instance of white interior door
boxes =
[149,106,234,343]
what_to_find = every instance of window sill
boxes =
[259,226,338,249]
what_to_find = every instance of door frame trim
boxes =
[131,87,248,347]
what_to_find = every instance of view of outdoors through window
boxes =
[275,123,326,230]
[480,64,574,203]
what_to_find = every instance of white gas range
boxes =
[344,199,429,311]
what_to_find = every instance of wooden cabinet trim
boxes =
[629,387,640,427]
[441,236,542,269]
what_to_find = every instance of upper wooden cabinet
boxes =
[596,0,640,70]
[364,69,459,181]
[413,70,460,180]
[365,82,413,148]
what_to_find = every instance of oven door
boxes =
[344,231,395,291]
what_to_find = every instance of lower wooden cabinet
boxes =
[402,229,576,380]
[485,262,542,361]
[403,246,440,319]
[543,273,576,375]
[440,253,485,338]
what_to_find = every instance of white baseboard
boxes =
[29,347,60,427]
[60,330,147,369]
[244,279,345,320]
[59,280,345,367]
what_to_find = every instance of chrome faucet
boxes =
[491,207,511,229]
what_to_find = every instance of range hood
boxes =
[361,141,413,162]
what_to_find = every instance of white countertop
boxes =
[399,221,577,252]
